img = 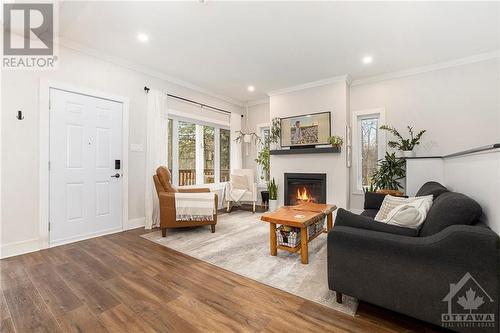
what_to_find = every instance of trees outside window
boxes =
[219,129,230,182]
[354,109,386,191]
[178,121,196,186]
[167,118,230,186]
[360,118,379,187]
[203,126,215,184]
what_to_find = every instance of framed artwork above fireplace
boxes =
[280,112,331,148]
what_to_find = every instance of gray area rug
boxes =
[142,210,358,315]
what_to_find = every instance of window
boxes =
[203,126,215,184]
[167,118,230,186]
[178,121,196,186]
[360,117,379,187]
[219,129,230,182]
[353,109,385,191]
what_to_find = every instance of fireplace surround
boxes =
[284,173,327,206]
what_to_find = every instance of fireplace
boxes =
[284,173,327,206]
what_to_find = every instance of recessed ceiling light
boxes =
[137,33,149,43]
[362,56,373,64]
[247,86,255,92]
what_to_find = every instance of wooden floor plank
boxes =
[3,283,62,333]
[54,262,120,315]
[0,227,446,333]
[58,305,110,333]
[26,263,82,318]
[0,318,15,333]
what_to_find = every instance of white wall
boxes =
[242,102,270,176]
[406,150,500,234]
[1,45,242,257]
[350,59,500,209]
[269,80,350,209]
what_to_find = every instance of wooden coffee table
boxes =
[260,202,337,264]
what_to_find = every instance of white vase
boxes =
[402,150,415,158]
[268,199,279,212]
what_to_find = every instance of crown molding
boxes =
[351,50,500,87]
[57,38,245,107]
[247,97,269,107]
[267,74,350,97]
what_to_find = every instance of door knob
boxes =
[111,173,121,178]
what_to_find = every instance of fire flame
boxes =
[296,187,313,202]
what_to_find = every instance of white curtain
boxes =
[230,112,243,171]
[145,90,168,229]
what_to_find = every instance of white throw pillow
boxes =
[375,195,433,229]
[374,195,416,221]
[231,174,248,190]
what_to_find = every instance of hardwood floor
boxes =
[0,228,446,333]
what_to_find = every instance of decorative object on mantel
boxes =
[328,135,343,149]
[371,152,406,196]
[380,125,426,158]
[268,178,278,211]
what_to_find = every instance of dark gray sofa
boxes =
[328,182,499,333]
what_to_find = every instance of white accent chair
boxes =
[225,169,258,213]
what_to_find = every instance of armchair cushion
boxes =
[360,209,378,218]
[415,181,448,198]
[230,174,249,190]
[335,208,418,237]
[363,192,387,210]
[156,166,178,193]
[419,192,482,236]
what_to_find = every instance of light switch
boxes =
[130,144,144,152]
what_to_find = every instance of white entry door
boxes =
[49,88,123,245]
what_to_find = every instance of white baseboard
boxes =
[126,217,145,230]
[1,238,40,259]
[49,226,124,248]
[1,218,145,259]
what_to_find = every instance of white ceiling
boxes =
[59,1,500,104]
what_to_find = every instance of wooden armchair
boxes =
[153,166,218,236]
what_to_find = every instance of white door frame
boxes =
[39,79,129,249]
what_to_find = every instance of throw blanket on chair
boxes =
[228,188,246,202]
[175,192,215,221]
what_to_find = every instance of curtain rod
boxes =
[144,86,233,116]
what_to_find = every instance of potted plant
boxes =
[269,118,281,150]
[379,125,426,158]
[255,145,270,206]
[268,178,278,211]
[370,152,405,196]
[233,130,260,145]
[328,135,343,149]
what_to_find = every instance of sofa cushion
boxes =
[363,192,387,210]
[419,192,482,236]
[416,181,448,198]
[335,209,418,237]
[360,209,378,218]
